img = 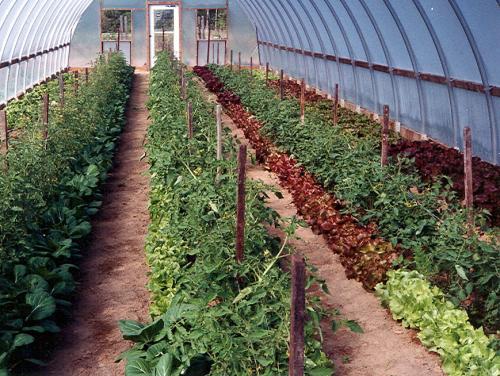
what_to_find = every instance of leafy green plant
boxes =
[207,65,499,332]
[0,53,133,373]
[118,53,334,375]
[376,270,499,376]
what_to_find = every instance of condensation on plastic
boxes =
[236,0,500,165]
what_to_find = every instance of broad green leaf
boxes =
[125,358,153,376]
[345,320,364,334]
[13,333,35,349]
[25,291,56,321]
[454,265,469,281]
[154,353,173,376]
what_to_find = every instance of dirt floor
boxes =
[198,79,444,375]
[42,72,151,376]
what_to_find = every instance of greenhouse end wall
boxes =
[69,0,258,69]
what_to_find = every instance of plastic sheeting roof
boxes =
[0,0,93,105]
[236,0,500,165]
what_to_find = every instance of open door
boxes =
[149,5,180,67]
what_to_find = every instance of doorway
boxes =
[149,5,180,67]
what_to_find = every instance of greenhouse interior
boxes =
[0,0,499,375]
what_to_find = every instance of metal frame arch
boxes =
[274,0,312,83]
[65,1,95,69]
[320,0,360,105]
[448,0,497,163]
[23,0,58,89]
[357,0,400,120]
[237,1,273,67]
[238,1,268,64]
[382,0,427,134]
[258,0,301,77]
[295,0,331,90]
[45,0,90,75]
[12,0,52,95]
[412,0,459,148]
[339,0,379,112]
[240,0,291,71]
[0,0,32,100]
[28,0,61,86]
[304,0,344,95]
[283,0,320,87]
[40,0,80,79]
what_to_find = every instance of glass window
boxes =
[196,9,227,40]
[101,10,132,41]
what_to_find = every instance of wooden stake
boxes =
[250,56,253,77]
[42,93,49,141]
[0,110,8,154]
[381,104,389,166]
[333,83,339,125]
[265,63,269,86]
[85,67,89,83]
[463,127,474,229]
[117,27,121,52]
[206,23,211,65]
[216,105,223,161]
[74,71,79,95]
[300,79,305,123]
[238,52,241,72]
[162,27,165,51]
[59,74,65,108]
[289,253,305,376]
[236,144,247,263]
[230,49,233,71]
[280,70,284,100]
[187,101,193,139]
[217,42,220,65]
[216,105,223,181]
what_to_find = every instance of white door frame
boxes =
[149,4,180,66]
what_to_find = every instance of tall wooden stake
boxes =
[74,71,79,95]
[238,52,241,72]
[187,101,193,139]
[59,74,65,108]
[280,70,284,100]
[300,79,305,123]
[162,27,165,51]
[333,83,339,125]
[289,253,305,376]
[216,105,223,181]
[250,56,253,77]
[381,104,389,166]
[216,105,223,161]
[265,62,269,86]
[85,67,89,83]
[0,110,8,154]
[42,93,49,141]
[117,27,121,52]
[463,127,474,229]
[236,144,247,263]
[230,49,233,71]
[206,23,211,65]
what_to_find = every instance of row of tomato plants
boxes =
[269,78,500,228]
[0,53,133,374]
[117,53,334,375]
[195,65,499,375]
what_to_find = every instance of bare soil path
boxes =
[42,72,151,376]
[198,81,444,376]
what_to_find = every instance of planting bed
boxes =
[0,54,133,373]
[195,65,499,375]
[117,53,334,375]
